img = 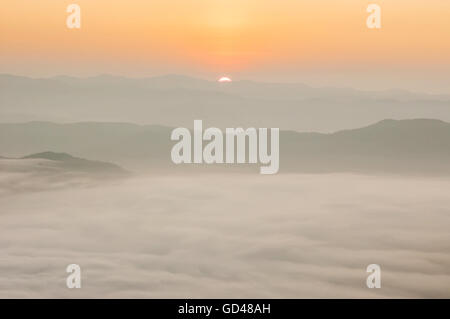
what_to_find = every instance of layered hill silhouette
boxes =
[281,119,450,174]
[1,74,449,132]
[0,151,128,194]
[23,151,128,174]
[0,151,128,176]
[0,119,449,175]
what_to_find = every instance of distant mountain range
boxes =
[0,119,449,175]
[1,74,449,132]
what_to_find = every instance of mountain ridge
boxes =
[2,74,449,132]
[1,119,449,175]
[1,73,448,99]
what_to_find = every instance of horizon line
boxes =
[2,72,450,97]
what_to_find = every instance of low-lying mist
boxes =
[0,172,449,298]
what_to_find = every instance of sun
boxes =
[218,76,232,83]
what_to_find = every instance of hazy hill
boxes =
[0,119,449,175]
[1,74,449,132]
[0,151,127,176]
[0,122,172,169]
[22,151,128,175]
[281,119,450,174]
[0,151,128,194]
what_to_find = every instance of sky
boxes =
[1,0,450,93]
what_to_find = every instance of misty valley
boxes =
[1,76,449,299]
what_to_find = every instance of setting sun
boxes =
[218,76,232,82]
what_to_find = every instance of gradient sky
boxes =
[1,0,449,93]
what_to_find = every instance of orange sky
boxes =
[1,0,449,92]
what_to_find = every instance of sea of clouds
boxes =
[0,172,450,298]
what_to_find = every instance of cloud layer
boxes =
[0,173,450,298]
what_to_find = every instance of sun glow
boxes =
[218,76,232,82]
